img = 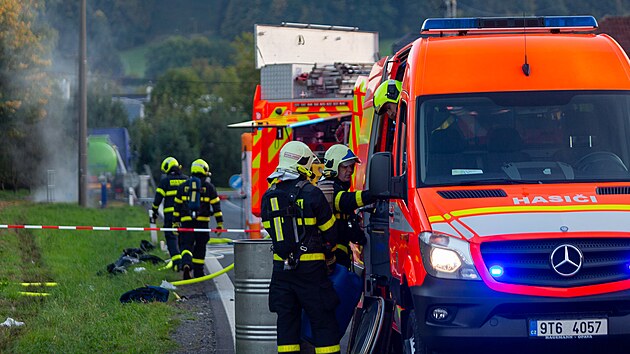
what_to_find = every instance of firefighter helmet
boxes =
[323,144,361,178]
[161,157,179,174]
[374,79,402,114]
[276,141,319,177]
[190,159,210,176]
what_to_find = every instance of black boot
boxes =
[182,264,191,280]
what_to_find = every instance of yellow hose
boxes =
[209,238,233,244]
[20,282,58,287]
[18,291,50,297]
[169,263,234,286]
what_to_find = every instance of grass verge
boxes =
[0,201,183,353]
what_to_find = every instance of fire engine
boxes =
[228,23,379,236]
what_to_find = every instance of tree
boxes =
[144,35,234,79]
[0,0,53,190]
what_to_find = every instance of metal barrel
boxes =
[234,239,276,353]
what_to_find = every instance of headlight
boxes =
[420,232,480,280]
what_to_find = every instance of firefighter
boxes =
[262,141,340,354]
[318,144,376,269]
[374,79,402,118]
[150,156,187,271]
[173,159,223,280]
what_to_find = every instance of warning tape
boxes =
[0,224,256,233]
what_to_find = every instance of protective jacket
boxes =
[317,178,375,268]
[173,176,223,225]
[262,177,337,271]
[152,171,188,222]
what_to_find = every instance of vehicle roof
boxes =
[409,33,630,96]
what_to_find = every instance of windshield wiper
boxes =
[454,178,544,186]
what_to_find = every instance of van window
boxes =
[417,91,630,186]
[395,101,408,176]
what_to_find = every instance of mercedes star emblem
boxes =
[550,244,583,277]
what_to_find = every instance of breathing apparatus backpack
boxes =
[262,180,309,270]
[186,176,202,220]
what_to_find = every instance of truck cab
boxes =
[355,16,630,353]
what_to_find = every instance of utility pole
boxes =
[78,0,88,206]
[445,0,457,18]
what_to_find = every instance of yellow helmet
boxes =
[373,79,402,114]
[275,141,319,177]
[161,157,179,174]
[323,144,360,178]
[190,158,210,176]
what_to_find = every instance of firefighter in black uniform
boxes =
[261,141,340,354]
[151,156,187,270]
[318,144,376,269]
[173,158,223,280]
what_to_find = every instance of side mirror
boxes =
[368,152,402,199]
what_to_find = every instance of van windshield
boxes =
[418,91,630,186]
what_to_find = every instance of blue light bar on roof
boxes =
[421,16,597,32]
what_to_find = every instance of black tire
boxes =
[403,310,434,354]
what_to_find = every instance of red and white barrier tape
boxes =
[0,224,256,233]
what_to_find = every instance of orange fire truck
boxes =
[229,23,379,236]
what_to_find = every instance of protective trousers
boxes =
[269,262,340,354]
[179,220,210,278]
[163,215,180,258]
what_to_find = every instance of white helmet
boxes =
[269,141,319,180]
[323,144,361,178]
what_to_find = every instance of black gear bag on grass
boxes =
[262,180,309,269]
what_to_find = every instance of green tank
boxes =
[88,136,118,176]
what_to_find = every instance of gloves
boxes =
[172,221,181,236]
[325,254,337,275]
[215,222,224,236]
[362,189,377,204]
[149,209,158,224]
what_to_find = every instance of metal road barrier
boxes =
[233,239,276,353]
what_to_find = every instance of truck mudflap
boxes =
[347,296,395,353]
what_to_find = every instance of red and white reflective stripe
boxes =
[0,224,255,233]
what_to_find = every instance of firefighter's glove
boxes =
[325,254,337,275]
[362,189,378,204]
[172,222,181,236]
[214,222,224,236]
[149,209,158,224]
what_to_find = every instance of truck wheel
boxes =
[403,310,434,354]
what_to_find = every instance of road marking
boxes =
[205,251,235,347]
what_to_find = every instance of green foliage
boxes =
[0,203,177,353]
[145,35,235,79]
[131,33,257,186]
[88,81,130,129]
[120,45,149,78]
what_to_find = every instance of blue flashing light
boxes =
[544,16,598,28]
[421,16,597,32]
[421,18,479,31]
[489,265,504,277]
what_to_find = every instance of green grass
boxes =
[0,201,183,353]
[120,45,150,78]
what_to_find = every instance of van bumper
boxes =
[411,277,630,352]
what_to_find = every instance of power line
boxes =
[44,70,259,85]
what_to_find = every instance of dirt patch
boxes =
[169,281,218,354]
